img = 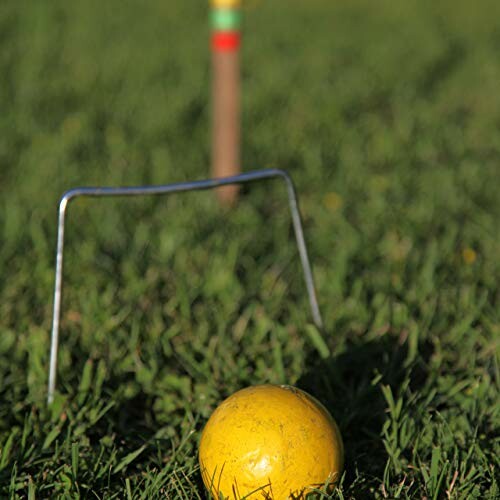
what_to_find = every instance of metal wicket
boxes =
[47,169,323,404]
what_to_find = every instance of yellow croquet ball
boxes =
[198,384,344,499]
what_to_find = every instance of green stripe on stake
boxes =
[211,8,241,31]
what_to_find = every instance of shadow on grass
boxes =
[297,333,432,496]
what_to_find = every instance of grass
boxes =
[1,0,499,497]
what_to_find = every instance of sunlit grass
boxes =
[0,0,499,498]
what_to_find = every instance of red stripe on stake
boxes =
[212,31,240,51]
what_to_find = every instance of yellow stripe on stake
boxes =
[211,0,241,8]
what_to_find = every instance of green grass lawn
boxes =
[1,0,499,497]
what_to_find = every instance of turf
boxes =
[1,0,499,498]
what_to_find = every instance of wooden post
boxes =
[211,0,241,205]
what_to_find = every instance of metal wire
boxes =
[47,168,323,404]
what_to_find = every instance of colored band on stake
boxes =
[211,8,241,31]
[212,31,241,51]
[211,0,241,8]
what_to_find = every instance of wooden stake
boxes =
[211,0,241,205]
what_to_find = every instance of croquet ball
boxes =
[198,384,343,499]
